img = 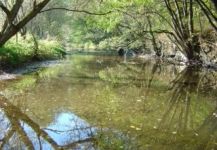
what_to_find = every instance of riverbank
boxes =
[69,50,217,71]
[0,36,66,75]
[1,49,217,81]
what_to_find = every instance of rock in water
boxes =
[0,73,16,80]
[118,48,125,56]
[125,50,136,57]
[0,70,16,80]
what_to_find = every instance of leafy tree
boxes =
[0,0,51,47]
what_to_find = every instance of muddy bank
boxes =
[11,60,63,74]
[0,60,63,80]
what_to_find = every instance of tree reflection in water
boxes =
[156,66,217,149]
[160,67,201,131]
[0,95,95,150]
[1,56,217,150]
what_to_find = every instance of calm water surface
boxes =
[0,53,217,150]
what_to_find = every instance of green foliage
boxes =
[0,41,33,66]
[66,0,163,51]
[37,40,65,60]
[63,0,216,60]
[0,34,65,68]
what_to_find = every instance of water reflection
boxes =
[152,66,217,149]
[0,95,95,150]
[160,67,202,131]
[0,54,217,149]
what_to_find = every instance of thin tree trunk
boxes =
[147,16,161,56]
[189,0,194,36]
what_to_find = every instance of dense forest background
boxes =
[0,0,217,67]
[0,1,217,149]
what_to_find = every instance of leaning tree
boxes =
[0,0,112,47]
[0,0,51,47]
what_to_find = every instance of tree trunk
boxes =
[0,0,50,47]
[163,0,204,63]
[147,16,162,57]
[185,35,201,62]
[0,27,19,47]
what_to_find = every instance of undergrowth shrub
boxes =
[0,34,65,68]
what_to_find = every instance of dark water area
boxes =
[0,53,217,150]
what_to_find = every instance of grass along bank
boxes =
[0,34,66,70]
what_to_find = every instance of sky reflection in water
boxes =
[0,54,217,150]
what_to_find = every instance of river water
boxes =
[0,53,217,150]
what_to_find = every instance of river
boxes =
[0,53,217,150]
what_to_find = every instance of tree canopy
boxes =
[0,0,217,62]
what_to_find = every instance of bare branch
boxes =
[40,7,113,15]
